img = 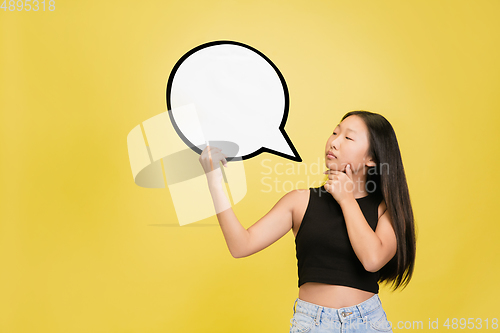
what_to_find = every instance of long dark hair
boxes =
[341,110,416,290]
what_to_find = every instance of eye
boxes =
[346,137,353,141]
[332,131,337,135]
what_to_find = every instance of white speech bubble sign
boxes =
[166,41,301,162]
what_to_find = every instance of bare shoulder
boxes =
[283,189,310,237]
[375,197,397,259]
[277,188,309,211]
[285,188,310,199]
[283,188,310,207]
[377,197,396,239]
[378,198,388,220]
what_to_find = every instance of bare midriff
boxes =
[298,282,375,309]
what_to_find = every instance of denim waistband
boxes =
[293,294,382,323]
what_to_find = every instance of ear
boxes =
[366,157,377,168]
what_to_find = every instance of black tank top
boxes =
[295,185,383,293]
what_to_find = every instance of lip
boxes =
[326,151,337,159]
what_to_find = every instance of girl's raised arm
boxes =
[199,146,296,258]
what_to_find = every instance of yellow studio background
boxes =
[1,0,499,332]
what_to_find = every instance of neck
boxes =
[351,171,369,199]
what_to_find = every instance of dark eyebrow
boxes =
[336,123,357,134]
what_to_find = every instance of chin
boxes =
[326,162,341,171]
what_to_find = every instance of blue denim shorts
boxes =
[289,294,393,333]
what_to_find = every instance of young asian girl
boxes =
[199,110,416,333]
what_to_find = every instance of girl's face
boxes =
[325,115,376,173]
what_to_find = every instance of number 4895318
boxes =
[1,0,56,11]
[443,318,498,329]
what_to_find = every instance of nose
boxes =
[331,136,340,150]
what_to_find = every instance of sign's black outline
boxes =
[166,40,302,162]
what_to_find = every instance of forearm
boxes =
[208,179,250,258]
[339,197,383,272]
